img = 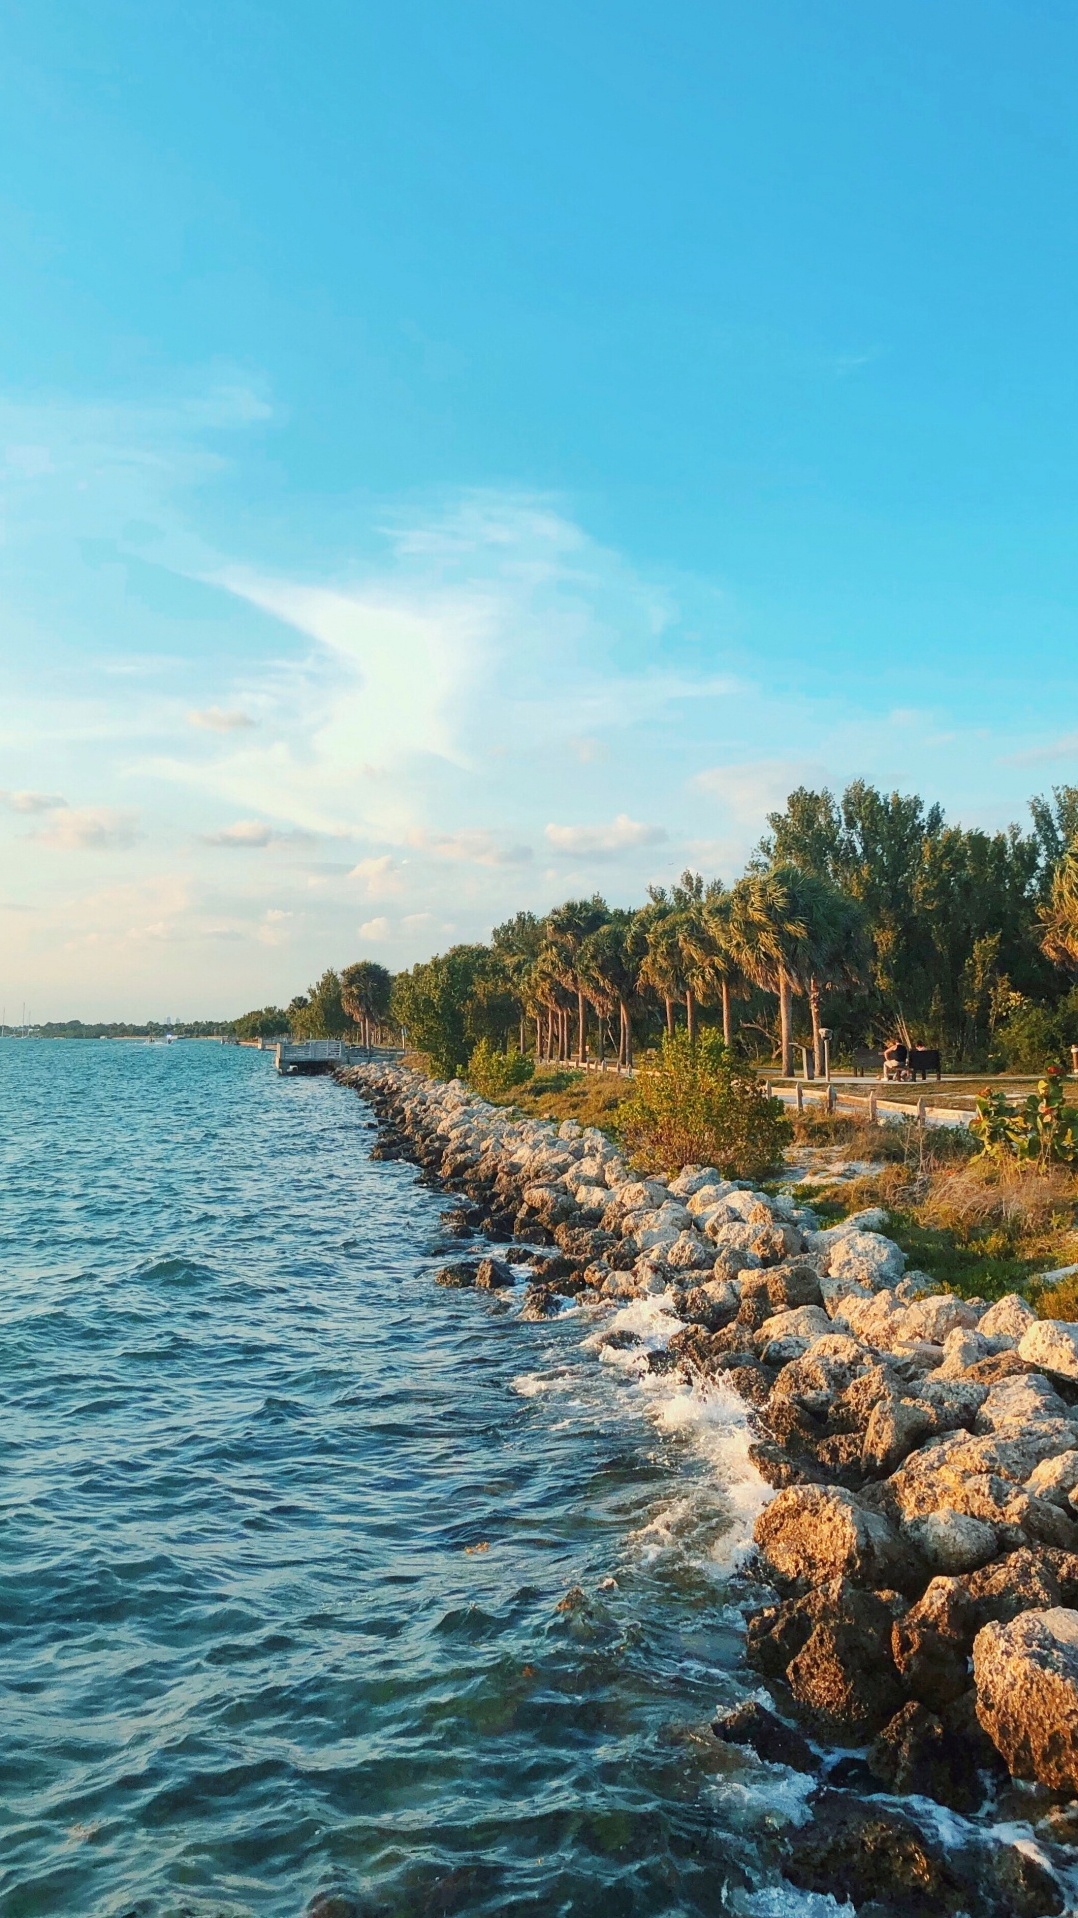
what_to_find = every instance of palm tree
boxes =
[682,881,748,1047]
[728,869,808,1076]
[578,911,640,1070]
[340,960,393,1050]
[546,896,609,1064]
[1039,845,1078,976]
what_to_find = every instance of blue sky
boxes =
[3,1,1078,1018]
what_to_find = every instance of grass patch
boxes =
[498,1068,633,1137]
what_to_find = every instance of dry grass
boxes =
[921,1157,1078,1243]
[501,1068,632,1135]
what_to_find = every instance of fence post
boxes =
[827,1083,837,1113]
[868,1089,878,1124]
[796,1082,804,1114]
[917,1097,926,1126]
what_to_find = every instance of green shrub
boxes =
[466,1038,535,1100]
[971,1070,1078,1166]
[617,1029,792,1180]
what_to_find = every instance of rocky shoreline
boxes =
[341,1060,1078,1916]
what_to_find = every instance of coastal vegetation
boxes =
[265,779,1078,1081]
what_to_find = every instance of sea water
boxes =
[0,1040,834,1917]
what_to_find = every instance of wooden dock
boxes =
[274,1040,404,1075]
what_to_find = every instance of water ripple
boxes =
[0,1041,795,1917]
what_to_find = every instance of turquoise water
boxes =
[0,1041,784,1918]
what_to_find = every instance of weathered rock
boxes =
[786,1617,904,1738]
[1020,1318,1078,1381]
[711,1698,815,1772]
[963,1546,1063,1626]
[892,1593,972,1705]
[664,1228,715,1272]
[675,1278,740,1331]
[780,1792,970,1917]
[434,1260,479,1287]
[745,1577,901,1682]
[862,1394,935,1477]
[976,1371,1070,1431]
[519,1285,559,1319]
[553,1221,612,1261]
[867,1700,981,1811]
[906,1508,998,1574]
[974,1606,1078,1791]
[827,1229,906,1290]
[770,1336,874,1420]
[962,1348,1032,1384]
[979,1292,1038,1341]
[900,1293,979,1344]
[754,1484,921,1593]
[755,1303,833,1362]
[1029,1448,1078,1506]
[475,1256,516,1290]
[764,1261,823,1310]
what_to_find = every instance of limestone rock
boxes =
[754,1303,832,1356]
[1030,1447,1078,1506]
[475,1256,516,1289]
[976,1371,1070,1432]
[675,1278,740,1331]
[754,1483,920,1593]
[710,1698,815,1773]
[907,1508,999,1573]
[827,1229,906,1290]
[786,1616,904,1738]
[867,1699,981,1811]
[1019,1318,1078,1381]
[434,1260,478,1287]
[764,1261,822,1310]
[974,1606,1078,1791]
[979,1292,1038,1341]
[862,1394,935,1477]
[664,1228,715,1272]
[780,1792,972,1917]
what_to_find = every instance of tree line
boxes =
[234,779,1078,1078]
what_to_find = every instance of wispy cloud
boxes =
[187,707,257,733]
[202,820,278,848]
[1003,731,1078,767]
[358,915,391,940]
[692,759,827,825]
[33,806,140,851]
[545,813,666,855]
[1,790,68,813]
[408,827,533,866]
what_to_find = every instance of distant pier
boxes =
[274,1039,405,1076]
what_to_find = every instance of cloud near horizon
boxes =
[2,384,1071,1017]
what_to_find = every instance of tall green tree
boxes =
[546,896,609,1063]
[341,960,393,1048]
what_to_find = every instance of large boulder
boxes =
[974,1606,1078,1791]
[906,1508,999,1574]
[1019,1319,1078,1382]
[754,1303,833,1362]
[867,1699,981,1811]
[978,1292,1038,1342]
[754,1483,920,1593]
[976,1372,1070,1432]
[786,1615,904,1738]
[827,1229,906,1290]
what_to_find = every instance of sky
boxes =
[3,1,1078,1020]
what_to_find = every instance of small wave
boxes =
[134,1254,219,1286]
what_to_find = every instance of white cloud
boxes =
[187,707,257,732]
[408,828,532,866]
[544,813,666,855]
[34,806,140,851]
[1,790,68,813]
[692,759,827,826]
[348,853,404,895]
[358,916,391,940]
[202,820,277,847]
